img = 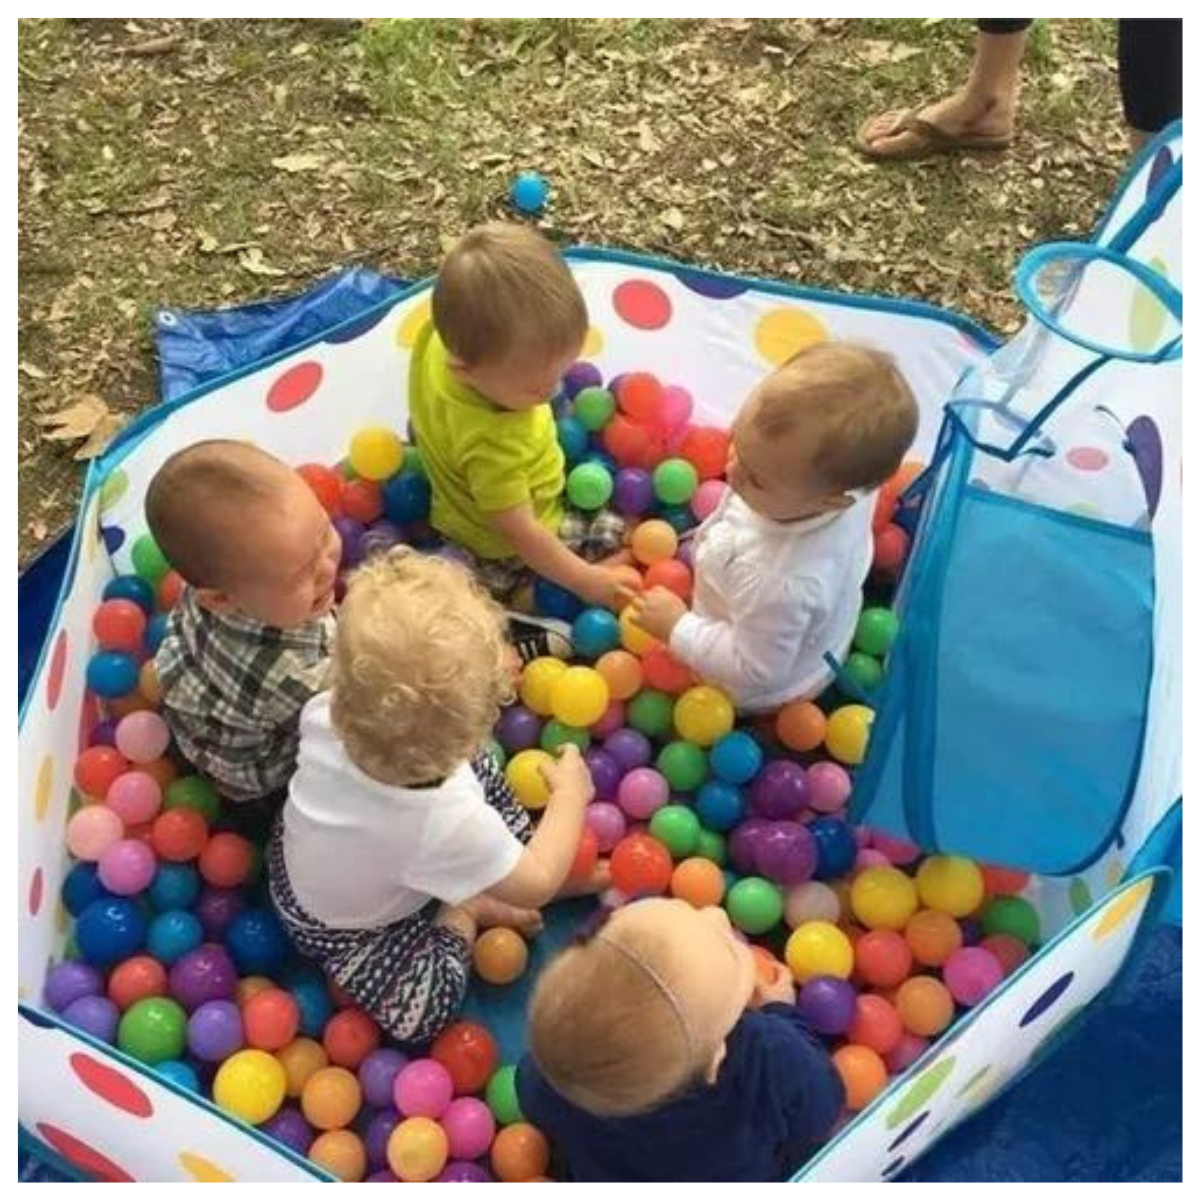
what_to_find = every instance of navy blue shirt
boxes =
[516,1004,845,1182]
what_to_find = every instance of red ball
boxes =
[980,864,1031,897]
[979,933,1029,976]
[74,745,130,799]
[342,479,383,524]
[108,955,168,1010]
[199,832,254,888]
[846,993,904,1056]
[431,1021,499,1095]
[151,808,209,862]
[92,600,148,655]
[641,645,694,695]
[873,487,898,533]
[328,979,358,1009]
[603,416,666,470]
[243,987,301,1051]
[872,525,910,577]
[679,427,730,481]
[643,558,692,602]
[615,373,665,425]
[568,828,600,883]
[854,929,914,989]
[296,464,344,516]
[157,571,185,612]
[324,1008,381,1069]
[610,833,673,898]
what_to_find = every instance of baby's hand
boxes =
[630,586,689,642]
[538,742,594,805]
[579,564,641,610]
[750,958,797,1008]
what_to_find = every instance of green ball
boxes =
[485,737,507,770]
[118,997,187,1064]
[573,386,616,432]
[854,607,899,657]
[652,458,699,506]
[980,896,1041,946]
[164,776,222,824]
[485,1064,524,1126]
[726,876,784,935]
[656,740,708,793]
[649,804,701,858]
[627,690,675,739]
[63,933,80,961]
[567,462,614,511]
[403,446,426,477]
[131,534,171,585]
[843,651,884,695]
[695,827,727,866]
[540,719,591,754]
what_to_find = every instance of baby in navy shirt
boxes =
[517,898,844,1181]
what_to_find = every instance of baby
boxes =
[517,898,844,1181]
[270,547,594,1044]
[632,343,918,710]
[409,222,636,612]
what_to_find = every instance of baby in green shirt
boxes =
[409,224,636,612]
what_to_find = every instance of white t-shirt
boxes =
[670,490,874,712]
[281,693,525,928]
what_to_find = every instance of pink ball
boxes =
[853,825,873,848]
[885,1032,929,1074]
[659,385,693,432]
[105,770,163,826]
[97,838,157,895]
[589,701,626,739]
[854,848,891,873]
[666,423,693,454]
[393,1058,453,1119]
[690,479,728,521]
[785,881,840,927]
[440,1096,495,1160]
[942,947,1004,1007]
[114,711,171,764]
[67,805,125,860]
[869,829,922,865]
[616,767,669,820]
[584,801,627,852]
[807,762,853,814]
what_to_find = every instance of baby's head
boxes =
[145,440,341,628]
[330,547,515,787]
[433,223,588,410]
[527,898,756,1117]
[728,342,918,522]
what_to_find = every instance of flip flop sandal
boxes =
[856,108,1014,162]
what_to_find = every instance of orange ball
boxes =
[833,1044,889,1111]
[301,1065,362,1130]
[610,833,673,898]
[630,519,678,566]
[775,701,827,753]
[895,976,955,1037]
[151,808,209,862]
[904,909,963,967]
[491,1123,550,1182]
[641,645,694,694]
[243,987,301,1051]
[388,1116,449,1182]
[309,1129,366,1182]
[323,1008,381,1069]
[106,692,153,718]
[596,650,643,701]
[846,993,904,1056]
[157,570,185,612]
[854,929,913,989]
[278,1037,329,1097]
[198,831,254,888]
[981,863,1031,897]
[139,755,178,791]
[138,661,163,705]
[236,975,274,1006]
[474,928,529,986]
[107,955,167,1010]
[670,857,726,908]
[568,828,600,884]
[431,1021,499,1095]
[891,460,925,493]
[643,558,692,601]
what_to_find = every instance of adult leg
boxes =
[1117,19,1182,153]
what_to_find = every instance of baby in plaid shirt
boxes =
[148,440,340,807]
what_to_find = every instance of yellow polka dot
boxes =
[85,504,101,565]
[1092,877,1152,941]
[178,1152,235,1182]
[396,298,432,349]
[754,307,828,365]
[55,898,70,936]
[966,1075,1002,1112]
[1104,856,1125,889]
[582,326,605,357]
[34,757,54,823]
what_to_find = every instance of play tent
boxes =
[17,122,1181,1182]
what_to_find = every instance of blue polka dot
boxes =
[887,1111,931,1152]
[882,1156,906,1178]
[323,306,391,344]
[1019,971,1074,1027]
[102,525,125,553]
[1147,146,1174,194]
[674,270,749,300]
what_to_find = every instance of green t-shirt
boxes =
[408,323,565,560]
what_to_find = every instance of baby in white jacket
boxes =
[631,343,917,711]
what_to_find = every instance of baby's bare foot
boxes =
[556,860,612,899]
[468,895,544,935]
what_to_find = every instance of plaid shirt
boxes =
[156,589,334,804]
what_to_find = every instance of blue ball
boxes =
[287,972,335,1038]
[510,170,549,214]
[571,607,620,660]
[148,863,201,912]
[533,577,583,621]
[156,1060,200,1092]
[226,908,289,976]
[659,505,696,535]
[809,816,857,880]
[145,613,169,655]
[710,732,764,786]
[695,781,747,832]
[147,909,204,965]
[85,650,139,698]
[382,472,432,526]
[556,416,589,464]
[61,862,110,917]
[75,898,147,967]
[103,574,155,614]
[582,449,618,474]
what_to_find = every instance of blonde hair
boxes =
[330,548,514,786]
[753,342,918,492]
[432,223,588,366]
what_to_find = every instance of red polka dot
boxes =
[28,868,44,917]
[1067,446,1109,471]
[266,361,324,413]
[69,1052,154,1118]
[47,631,68,711]
[36,1123,134,1182]
[613,280,672,331]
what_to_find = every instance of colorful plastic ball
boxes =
[627,689,676,739]
[295,463,343,515]
[676,426,727,480]
[618,605,659,656]
[62,994,120,1043]
[641,645,692,694]
[694,780,745,832]
[805,762,852,815]
[566,462,614,511]
[670,857,726,907]
[519,657,568,716]
[348,427,404,481]
[785,880,841,928]
[496,705,543,755]
[556,414,589,464]
[630,519,677,566]
[168,944,238,1011]
[313,1128,368,1182]
[156,1059,200,1092]
[847,994,904,1056]
[796,975,858,1035]
[757,823,818,885]
[382,472,431,524]
[943,946,1004,1007]
[670,685,734,747]
[394,1058,454,1119]
[641,559,690,604]
[695,827,726,866]
[76,897,147,967]
[361,1108,401,1171]
[659,503,695,536]
[342,477,384,524]
[651,457,698,506]
[96,838,156,896]
[916,856,985,918]
[146,909,203,965]
[786,920,854,983]
[649,804,702,858]
[603,413,665,469]
[104,573,155,613]
[603,726,653,771]
[301,1064,362,1130]
[843,651,884,696]
[282,978,332,1044]
[74,745,129,799]
[610,832,673,897]
[726,817,769,874]
[589,700,626,739]
[571,607,620,659]
[873,523,910,577]
[388,1116,449,1182]
[441,1096,496,1161]
[199,833,255,891]
[485,1064,524,1126]
[510,170,549,213]
[93,599,147,654]
[654,740,706,792]
[106,769,163,826]
[904,908,963,967]
[614,766,667,820]
[225,908,288,976]
[726,876,784,934]
[539,719,589,754]
[980,896,1041,946]
[437,1161,492,1183]
[194,887,246,941]
[45,961,104,1013]
[809,817,858,880]
[130,532,171,583]
[775,701,827,753]
[156,569,185,610]
[833,1044,888,1111]
[854,607,900,657]
[584,801,627,852]
[86,650,139,698]
[884,1031,928,1075]
[261,1106,315,1157]
[214,1048,287,1125]
[612,372,661,423]
[277,1037,329,1099]
[187,998,244,1062]
[321,1008,380,1071]
[749,759,809,819]
[241,988,300,1052]
[118,995,187,1063]
[66,805,125,862]
[474,928,529,986]
[152,808,209,862]
[62,861,110,918]
[895,976,955,1037]
[431,1021,499,1096]
[595,649,643,701]
[573,386,616,432]
[504,748,553,810]
[870,829,922,866]
[611,467,653,517]
[160,779,218,827]
[491,1123,550,1183]
[655,383,691,432]
[976,933,1027,977]
[825,704,874,765]
[701,736,758,790]
[850,866,920,931]
[238,975,275,1006]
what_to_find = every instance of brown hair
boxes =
[431,223,588,366]
[753,342,918,492]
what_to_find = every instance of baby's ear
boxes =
[703,1040,729,1085]
[193,587,236,615]
[825,491,855,512]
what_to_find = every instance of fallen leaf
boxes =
[196,229,219,253]
[237,246,286,277]
[857,40,922,66]
[19,361,47,380]
[661,207,685,231]
[271,152,326,174]
[36,394,126,460]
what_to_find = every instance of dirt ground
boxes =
[18,17,1129,565]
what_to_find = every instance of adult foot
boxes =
[857,89,1016,161]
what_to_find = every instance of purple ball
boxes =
[263,1106,314,1156]
[958,917,983,946]
[44,961,104,1013]
[364,1108,400,1170]
[728,817,771,874]
[496,705,543,754]
[584,801,627,852]
[613,468,655,517]
[796,976,858,1036]
[563,361,603,398]
[195,887,246,940]
[359,1049,408,1109]
[583,748,622,802]
[367,1171,400,1183]
[62,994,120,1043]
[88,718,119,748]
[756,822,818,885]
[169,945,239,1011]
[677,539,695,570]
[603,728,652,772]
[187,999,244,1061]
[334,517,366,569]
[361,520,404,559]
[436,1161,494,1183]
[750,760,809,819]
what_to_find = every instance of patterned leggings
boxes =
[267,752,532,1046]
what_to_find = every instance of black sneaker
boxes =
[507,613,573,663]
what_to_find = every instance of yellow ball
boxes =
[505,749,553,810]
[213,1049,286,1125]
[631,519,678,565]
[850,865,920,931]
[348,426,405,481]
[519,657,568,716]
[784,920,854,983]
[549,666,610,728]
[619,605,660,656]
[672,685,735,747]
[388,1116,449,1182]
[916,855,986,917]
[825,704,875,765]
